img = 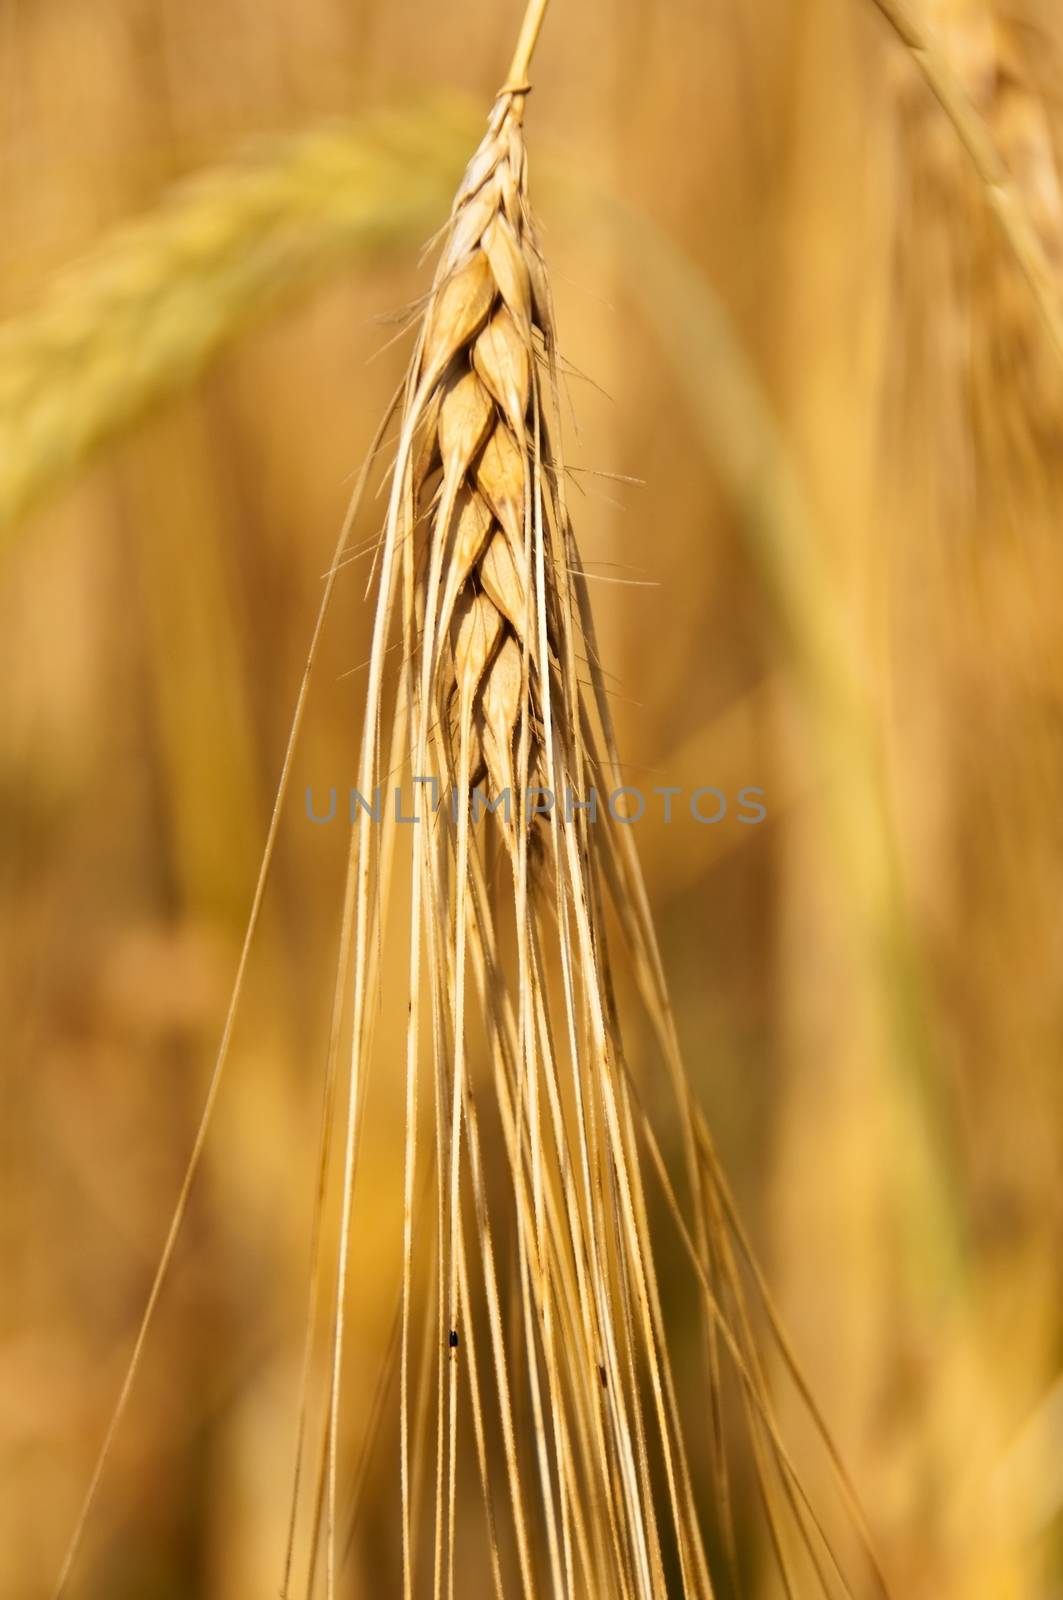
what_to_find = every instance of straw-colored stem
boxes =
[507,0,551,90]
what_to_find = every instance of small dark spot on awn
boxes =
[449,1329,460,1350]
[598,1364,607,1389]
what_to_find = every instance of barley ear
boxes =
[866,0,1063,364]
[319,4,891,1593]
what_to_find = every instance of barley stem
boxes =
[506,0,552,90]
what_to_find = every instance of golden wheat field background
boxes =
[2,0,1062,1596]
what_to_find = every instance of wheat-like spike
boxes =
[315,6,890,1593]
[319,54,687,1600]
[909,1,1063,474]
[0,105,471,533]
[864,0,1063,366]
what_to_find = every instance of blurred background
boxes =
[2,0,1062,1594]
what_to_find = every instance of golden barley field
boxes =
[2,1,1062,1596]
